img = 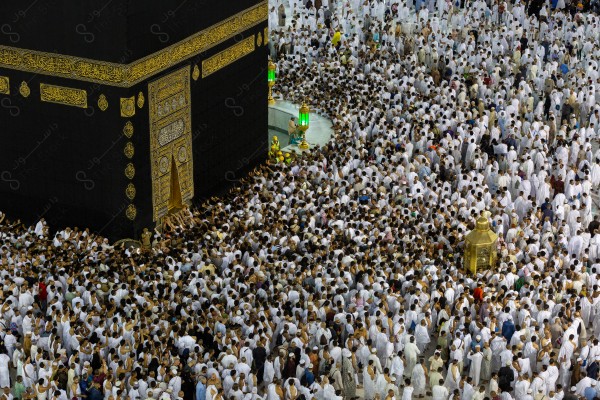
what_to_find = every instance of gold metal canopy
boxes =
[464,216,498,275]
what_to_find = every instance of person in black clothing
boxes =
[563,387,579,400]
[588,215,599,235]
[253,338,268,386]
[498,362,514,392]
[181,373,196,400]
[528,0,544,16]
[283,354,297,379]
[519,34,528,50]
[88,381,104,400]
[587,358,599,380]
[561,102,574,124]
[505,135,518,151]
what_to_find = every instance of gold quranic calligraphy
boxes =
[40,84,87,108]
[202,35,256,78]
[0,2,267,87]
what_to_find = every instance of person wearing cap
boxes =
[0,2,598,400]
[307,347,319,376]
[498,361,515,393]
[583,381,597,400]
[467,346,484,387]
[168,368,182,400]
[564,386,579,400]
[341,348,356,399]
[300,362,315,387]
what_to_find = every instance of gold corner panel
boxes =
[120,96,136,117]
[202,36,255,79]
[0,76,9,94]
[40,84,88,108]
[0,2,267,87]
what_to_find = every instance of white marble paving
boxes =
[268,100,334,153]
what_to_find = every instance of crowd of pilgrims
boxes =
[2,0,600,399]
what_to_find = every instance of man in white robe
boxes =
[433,380,449,400]
[0,352,9,389]
[514,375,530,400]
[445,358,461,392]
[390,352,404,383]
[546,360,559,393]
[404,337,420,378]
[415,320,431,353]
[467,346,483,386]
[411,359,427,397]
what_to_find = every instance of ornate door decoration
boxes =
[148,65,194,222]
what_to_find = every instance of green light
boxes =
[299,103,310,127]
[268,60,277,83]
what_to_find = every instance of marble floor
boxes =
[268,129,290,149]
[268,100,334,153]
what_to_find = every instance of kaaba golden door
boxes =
[464,216,498,275]
[168,156,184,212]
[149,66,194,221]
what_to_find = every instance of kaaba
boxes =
[0,0,268,240]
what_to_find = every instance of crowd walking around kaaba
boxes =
[2,0,600,399]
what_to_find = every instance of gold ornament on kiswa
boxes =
[123,121,134,138]
[19,81,30,98]
[98,94,108,111]
[126,183,136,200]
[126,204,137,220]
[192,65,200,81]
[125,163,135,179]
[124,142,135,159]
[137,91,145,108]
